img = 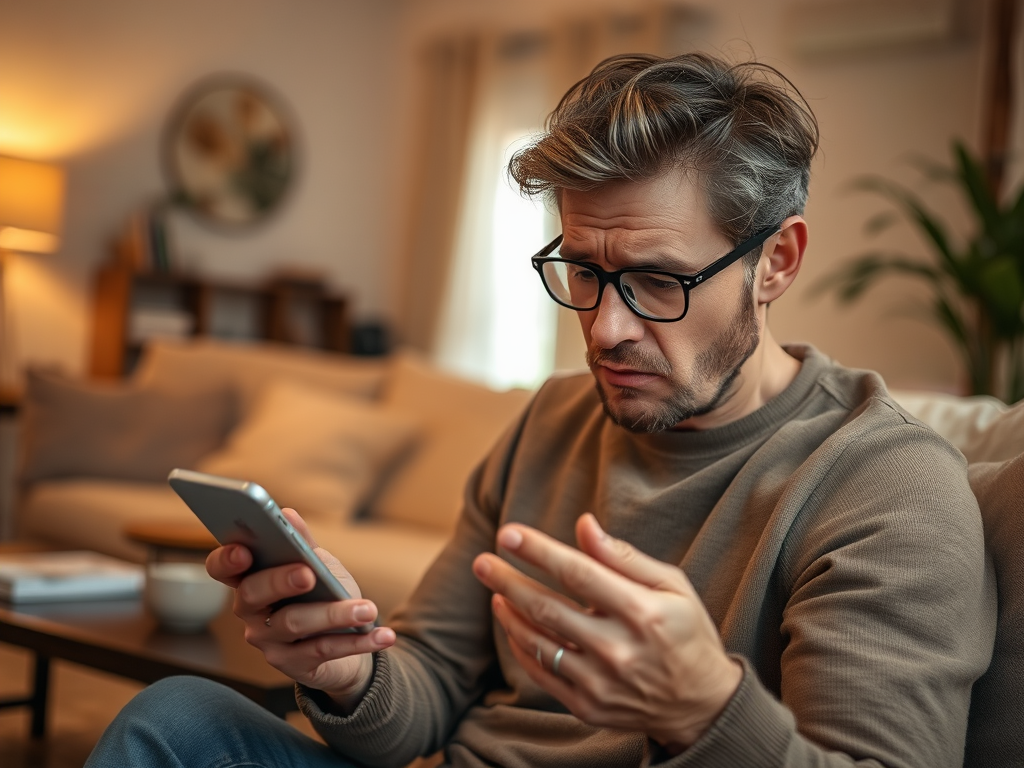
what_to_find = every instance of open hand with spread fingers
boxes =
[206,507,396,713]
[472,513,742,754]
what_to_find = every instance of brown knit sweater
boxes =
[297,345,996,768]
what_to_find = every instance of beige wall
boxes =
[1,0,404,376]
[2,0,1021,393]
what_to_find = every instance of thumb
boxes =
[575,513,693,596]
[282,507,319,549]
[283,507,362,598]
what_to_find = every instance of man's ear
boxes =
[756,215,807,306]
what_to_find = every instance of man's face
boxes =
[559,169,762,432]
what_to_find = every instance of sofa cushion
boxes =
[963,454,1024,767]
[20,369,233,484]
[198,379,421,522]
[308,519,450,619]
[134,339,388,422]
[18,479,193,562]
[960,398,1024,464]
[890,390,1024,464]
[371,352,532,532]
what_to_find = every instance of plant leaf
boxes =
[846,176,961,277]
[808,252,943,303]
[905,153,957,184]
[931,296,984,393]
[863,210,901,236]
[953,140,1002,237]
[977,257,1024,337]
[1011,178,1024,221]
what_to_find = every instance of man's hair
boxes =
[509,52,819,277]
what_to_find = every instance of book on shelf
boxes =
[128,308,195,343]
[113,205,173,273]
[0,551,145,604]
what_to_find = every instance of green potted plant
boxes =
[814,140,1024,403]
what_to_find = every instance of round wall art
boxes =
[164,76,296,228]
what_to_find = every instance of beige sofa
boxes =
[14,342,1024,617]
[15,339,533,617]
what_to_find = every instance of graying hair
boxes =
[509,52,819,279]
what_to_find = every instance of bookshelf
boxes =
[89,266,351,378]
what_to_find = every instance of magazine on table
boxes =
[0,551,145,604]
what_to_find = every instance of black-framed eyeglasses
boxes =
[531,223,783,322]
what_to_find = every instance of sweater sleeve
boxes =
[655,419,997,768]
[295,405,529,766]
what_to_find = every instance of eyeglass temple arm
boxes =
[531,234,564,262]
[687,224,783,286]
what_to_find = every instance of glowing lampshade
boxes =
[0,155,66,254]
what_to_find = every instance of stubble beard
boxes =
[587,294,761,433]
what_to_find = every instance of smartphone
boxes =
[167,468,371,633]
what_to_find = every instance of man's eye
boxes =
[568,266,598,282]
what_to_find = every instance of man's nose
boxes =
[588,283,645,349]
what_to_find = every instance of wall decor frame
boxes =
[163,74,297,230]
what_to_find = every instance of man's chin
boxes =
[596,383,685,433]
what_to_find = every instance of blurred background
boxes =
[1,0,1021,395]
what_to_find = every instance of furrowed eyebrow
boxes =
[557,246,698,274]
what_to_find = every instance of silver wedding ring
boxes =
[551,646,565,676]
[265,614,272,628]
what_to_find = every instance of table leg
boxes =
[30,654,50,738]
[0,651,51,738]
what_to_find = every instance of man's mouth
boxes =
[595,363,662,389]
[587,345,671,390]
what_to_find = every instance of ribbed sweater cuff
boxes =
[295,650,416,766]
[659,657,794,768]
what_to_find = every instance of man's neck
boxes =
[674,331,801,431]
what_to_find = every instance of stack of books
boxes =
[0,551,145,604]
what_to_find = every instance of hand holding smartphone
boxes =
[168,468,372,634]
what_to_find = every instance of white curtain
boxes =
[435,33,557,390]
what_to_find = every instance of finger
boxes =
[575,514,692,595]
[494,524,658,618]
[282,508,319,548]
[279,508,364,599]
[473,552,600,650]
[234,562,316,616]
[262,626,397,681]
[492,594,580,679]
[265,598,381,641]
[206,544,252,587]
[493,595,586,709]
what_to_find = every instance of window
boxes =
[435,39,558,390]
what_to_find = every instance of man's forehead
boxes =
[557,172,728,264]
[559,171,718,230]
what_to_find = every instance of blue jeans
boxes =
[85,675,356,768]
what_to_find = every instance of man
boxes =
[87,53,994,768]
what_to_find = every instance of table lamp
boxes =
[0,155,66,392]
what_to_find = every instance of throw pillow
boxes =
[197,378,420,521]
[370,351,533,531]
[134,339,388,422]
[961,397,1024,464]
[963,454,1024,767]
[20,369,234,483]
[890,390,1024,464]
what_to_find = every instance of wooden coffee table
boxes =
[0,595,296,737]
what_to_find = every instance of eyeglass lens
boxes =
[539,261,688,320]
